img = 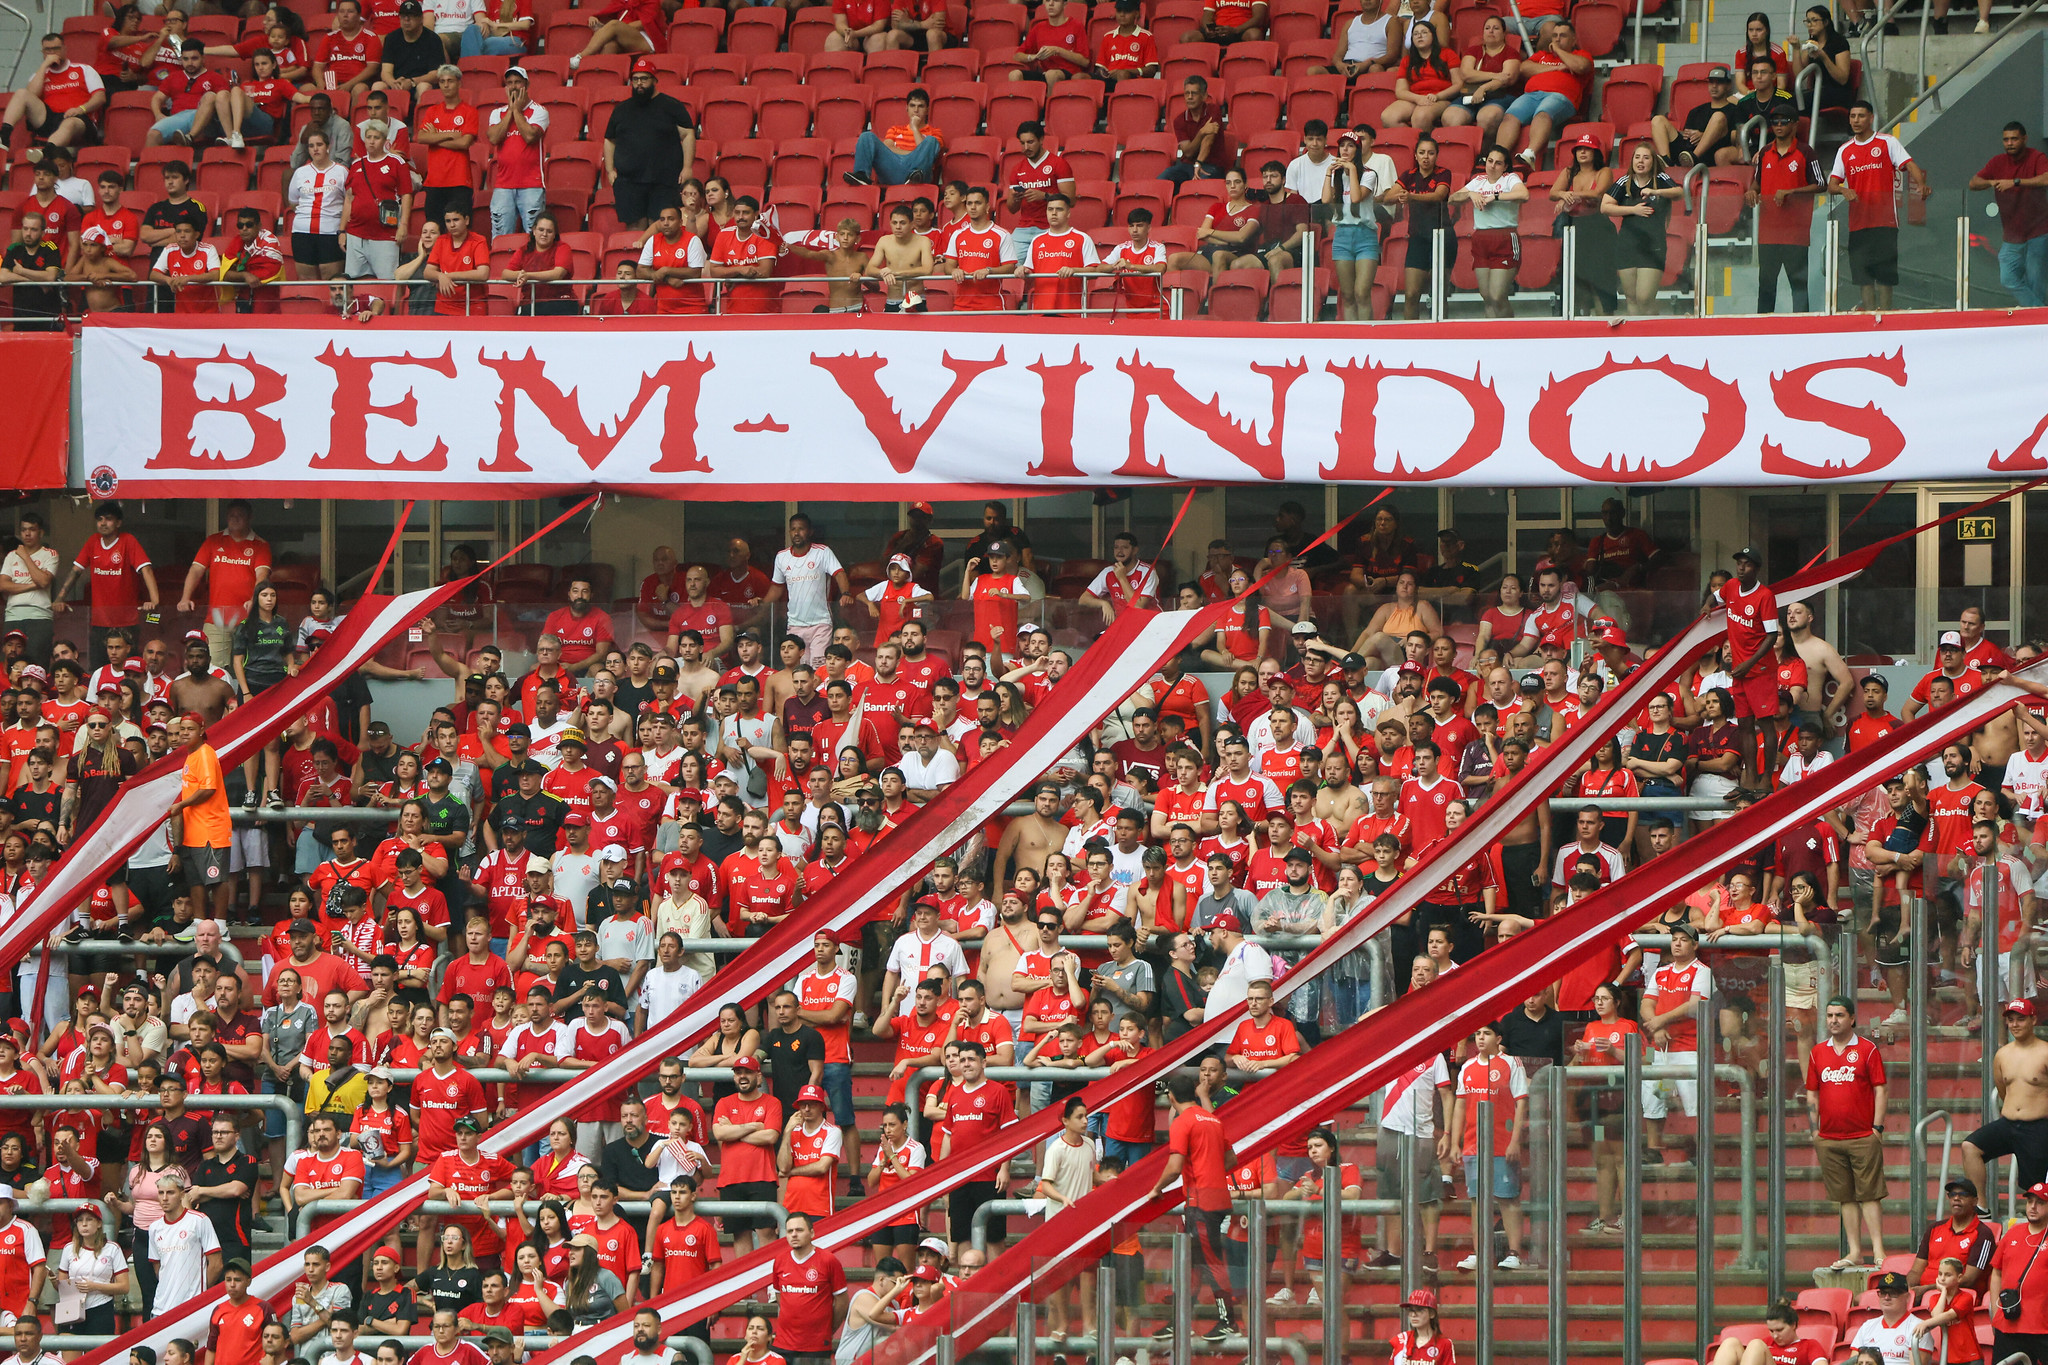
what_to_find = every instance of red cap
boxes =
[2030,1182,2048,1201]
[911,1264,943,1282]
[1208,912,1243,935]
[797,1084,828,1105]
[373,1246,403,1263]
[1598,626,1628,647]
[182,711,207,729]
[183,629,205,642]
[910,500,935,515]
[2007,999,2038,1018]
[1403,1290,1439,1309]
[631,54,657,74]
[730,1055,760,1072]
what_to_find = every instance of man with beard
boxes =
[601,58,696,231]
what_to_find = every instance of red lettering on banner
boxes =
[810,350,1005,474]
[1116,355,1305,480]
[479,347,714,474]
[1024,348,1091,478]
[1528,355,1745,482]
[1989,411,2048,473]
[1758,351,1907,479]
[313,343,457,471]
[142,346,287,469]
[1321,360,1504,482]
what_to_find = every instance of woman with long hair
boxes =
[1460,14,1523,141]
[562,1235,627,1326]
[828,747,867,804]
[385,908,436,988]
[234,581,293,805]
[1397,134,1456,320]
[504,212,575,316]
[417,1224,484,1317]
[104,1121,180,1314]
[1577,736,1640,852]
[686,1004,761,1103]
[1474,572,1535,659]
[1570,981,1640,1233]
[1780,871,1826,1064]
[1551,133,1618,313]
[1687,687,1744,822]
[1279,1127,1362,1305]
[531,1120,590,1201]
[1451,144,1527,317]
[1320,864,1385,1023]
[285,130,347,281]
[733,1314,784,1365]
[1731,12,1789,86]
[995,681,1032,731]
[1201,569,1271,670]
[1381,21,1464,129]
[1198,800,1256,885]
[1790,7,1855,109]
[1352,568,1442,669]
[508,1240,562,1321]
[1318,693,1371,772]
[1601,141,1683,314]
[1221,664,1270,733]
[56,1203,128,1334]
[1255,535,1314,628]
[527,1198,576,1282]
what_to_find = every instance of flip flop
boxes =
[1826,1257,1861,1272]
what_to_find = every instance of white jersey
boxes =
[1849,1314,1923,1365]
[772,544,845,629]
[1376,1054,1450,1137]
[2004,747,2048,819]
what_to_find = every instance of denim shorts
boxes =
[1506,89,1577,124]
[1331,220,1380,262]
[1463,1155,1523,1200]
[821,1061,855,1128]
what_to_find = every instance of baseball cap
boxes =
[503,721,532,738]
[797,1084,828,1105]
[0,1186,18,1204]
[1939,630,1964,648]
[730,1055,760,1072]
[527,853,551,873]
[1768,106,1797,123]
[482,1328,515,1346]
[563,812,589,827]
[1016,621,1041,636]
[496,812,525,831]
[17,665,45,685]
[630,54,656,74]
[373,1245,404,1263]
[367,1066,394,1083]
[453,1114,486,1133]
[911,1264,943,1283]
[2007,999,2037,1017]
[287,919,316,936]
[1208,912,1243,934]
[910,500,935,515]
[2030,1182,2048,1202]
[1707,64,1732,79]
[81,225,111,245]
[985,539,1014,557]
[1282,846,1314,864]
[1572,132,1603,151]
[224,1258,252,1275]
[919,1236,950,1256]
[889,553,913,572]
[1944,1176,1979,1197]
[431,1027,459,1042]
[183,629,206,642]
[1291,620,1317,636]
[504,64,528,80]
[652,663,678,680]
[1340,652,1368,670]
[1872,1271,1910,1295]
[1402,1290,1439,1309]
[1599,626,1628,647]
[599,843,627,861]
[1519,674,1543,692]
[425,757,453,774]
[1732,546,1761,564]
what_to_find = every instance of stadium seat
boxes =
[986,85,1048,137]
[1229,76,1286,133]
[726,7,788,54]
[928,83,989,138]
[1269,265,1331,320]
[804,51,865,85]
[665,9,726,50]
[1160,266,1210,315]
[967,2,1028,50]
[1598,62,1662,130]
[1106,78,1168,137]
[1046,81,1105,139]
[787,8,841,53]
[813,91,874,143]
[756,89,817,143]
[1284,74,1344,128]
[944,135,1002,184]
[1119,131,1179,181]
[1063,132,1118,181]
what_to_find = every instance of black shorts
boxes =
[1848,226,1900,286]
[1403,228,1458,272]
[614,178,680,226]
[1969,1115,2048,1188]
[179,842,228,887]
[718,1180,779,1234]
[28,106,98,142]
[420,185,474,229]
[292,231,345,266]
[949,1179,1004,1244]
[866,1221,921,1249]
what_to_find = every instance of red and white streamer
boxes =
[66,602,1235,1365]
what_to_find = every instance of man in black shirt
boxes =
[189,1114,259,1265]
[355,722,402,789]
[359,1249,419,1335]
[376,1,445,93]
[553,929,628,1021]
[1425,528,1485,597]
[699,796,747,863]
[597,1098,661,1197]
[1729,58,1799,140]
[494,766,565,856]
[487,725,541,804]
[2,219,63,330]
[1652,64,1739,168]
[602,59,697,230]
[1496,991,1569,1067]
[760,989,825,1112]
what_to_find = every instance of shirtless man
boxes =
[868,204,935,311]
[761,635,808,717]
[992,781,1067,894]
[975,890,1035,1028]
[1495,737,1552,922]
[1964,999,2048,1206]
[785,216,871,313]
[1314,749,1366,829]
[70,228,137,312]
[670,630,721,707]
[168,636,238,724]
[1783,602,1857,734]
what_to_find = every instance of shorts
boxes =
[1104,1137,1153,1166]
[30,104,99,142]
[1966,1114,2048,1189]
[1734,671,1779,720]
[821,1061,855,1129]
[152,110,202,140]
[1641,1048,1698,1119]
[1113,1248,1145,1304]
[1376,1128,1442,1205]
[179,842,228,887]
[346,236,401,279]
[950,1179,1004,1243]
[719,1179,780,1234]
[614,178,681,226]
[240,107,275,138]
[867,1221,922,1248]
[1504,89,1577,124]
[1848,226,1900,286]
[1302,1255,1358,1273]
[1816,1132,1887,1204]
[1462,1155,1521,1201]
[227,825,270,875]
[293,231,345,266]
[1470,227,1518,271]
[1396,232,1453,283]
[1331,220,1380,262]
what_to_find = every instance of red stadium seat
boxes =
[1598,62,1662,130]
[1105,77,1167,136]
[1046,81,1105,140]
[1119,130,1179,181]
[1219,39,1280,80]
[1063,131,1119,181]
[726,7,788,54]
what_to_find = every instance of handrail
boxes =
[1739,113,1769,161]
[1912,1108,1953,1237]
[39,1338,713,1365]
[1856,0,1919,122]
[967,1194,1406,1252]
[1682,161,1711,217]
[301,1198,787,1229]
[1631,0,1647,65]
[0,1092,302,1173]
[1884,0,2048,129]
[1503,0,1533,48]
[1796,56,1825,120]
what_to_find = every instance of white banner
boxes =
[76,311,2048,498]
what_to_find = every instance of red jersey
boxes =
[769,1247,847,1352]
[1456,1052,1527,1156]
[939,221,1015,310]
[1719,578,1779,666]
[709,225,781,314]
[70,532,153,624]
[653,1214,722,1290]
[1024,228,1098,312]
[1830,132,1913,232]
[1805,1034,1886,1139]
[427,1150,517,1254]
[1004,150,1073,229]
[409,1065,487,1160]
[1166,1103,1233,1211]
[711,1093,783,1185]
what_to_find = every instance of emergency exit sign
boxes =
[1958,516,1999,541]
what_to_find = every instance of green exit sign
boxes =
[1958,517,1999,541]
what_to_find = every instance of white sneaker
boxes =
[1974,17,1990,29]
[1265,1288,1294,1305]
[1457,1254,1480,1271]
[1304,1288,1321,1307]
[1883,1006,1908,1026]
[1498,1253,1524,1270]
[852,1011,870,1030]
[226,131,244,149]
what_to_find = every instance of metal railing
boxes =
[0,1092,301,1172]
[39,1336,713,1365]
[1885,0,2048,126]
[300,1197,785,1230]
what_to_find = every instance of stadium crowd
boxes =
[0,494,2042,1365]
[0,0,2035,322]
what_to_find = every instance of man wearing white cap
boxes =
[854,554,933,649]
[1904,630,1990,722]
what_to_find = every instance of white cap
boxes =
[1016,622,1041,636]
[527,853,551,873]
[599,844,627,862]
[919,1236,950,1257]
[1939,630,1964,648]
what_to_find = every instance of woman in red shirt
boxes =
[1197,800,1257,886]
[531,1120,591,1200]
[1199,570,1270,669]
[1383,22,1465,130]
[95,5,152,88]
[1474,572,1536,658]
[1570,982,1640,1233]
[1283,1127,1363,1304]
[963,541,1030,667]
[505,211,577,316]
[1577,737,1640,851]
